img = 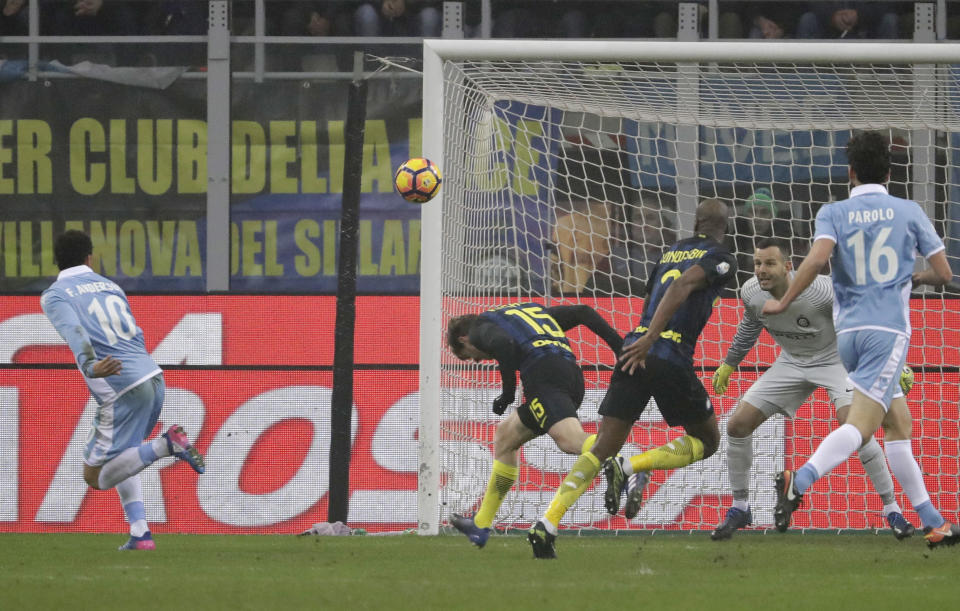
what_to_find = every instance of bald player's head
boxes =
[694,198,730,240]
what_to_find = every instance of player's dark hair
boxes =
[446,314,480,358]
[847,131,890,185]
[755,236,791,258]
[54,230,93,271]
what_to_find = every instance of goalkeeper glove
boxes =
[899,365,915,395]
[712,363,735,395]
[492,392,515,415]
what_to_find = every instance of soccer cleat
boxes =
[886,511,915,540]
[623,471,650,520]
[163,425,205,474]
[527,520,557,559]
[773,470,802,532]
[449,513,491,548]
[602,456,626,516]
[923,521,960,549]
[711,507,753,541]
[118,532,156,551]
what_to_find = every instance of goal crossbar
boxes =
[424,39,960,64]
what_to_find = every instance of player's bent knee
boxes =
[726,419,753,439]
[493,434,524,457]
[882,399,914,440]
[554,435,585,455]
[589,435,622,461]
[836,404,851,425]
[548,426,589,455]
[695,421,721,459]
[83,465,104,490]
[727,401,766,438]
[701,437,720,459]
[881,419,913,441]
[592,423,632,460]
[493,413,531,454]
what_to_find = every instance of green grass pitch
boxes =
[0,532,955,610]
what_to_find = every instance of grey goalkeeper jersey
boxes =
[724,274,839,367]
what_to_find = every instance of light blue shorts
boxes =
[836,330,908,409]
[84,374,165,467]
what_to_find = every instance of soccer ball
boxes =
[394,158,442,203]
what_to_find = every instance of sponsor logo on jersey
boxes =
[769,329,816,341]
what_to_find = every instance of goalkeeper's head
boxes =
[753,237,793,293]
[847,130,891,186]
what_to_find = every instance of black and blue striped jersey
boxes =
[628,234,737,365]
[469,302,623,400]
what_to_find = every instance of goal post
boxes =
[418,43,445,535]
[418,39,960,536]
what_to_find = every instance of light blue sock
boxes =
[794,464,819,495]
[125,503,149,537]
[116,475,149,537]
[124,500,146,524]
[914,501,945,529]
[138,442,158,464]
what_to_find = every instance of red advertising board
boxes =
[0,296,957,533]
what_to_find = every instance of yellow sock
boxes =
[474,460,519,529]
[580,433,597,456]
[544,451,602,529]
[628,435,704,472]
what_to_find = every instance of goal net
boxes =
[418,40,960,535]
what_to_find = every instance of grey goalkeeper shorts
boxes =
[741,356,852,418]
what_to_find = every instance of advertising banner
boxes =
[0,78,426,293]
[1,296,956,533]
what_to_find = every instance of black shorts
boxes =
[599,355,713,427]
[516,356,585,435]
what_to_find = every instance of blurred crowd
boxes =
[0,1,948,42]
[1,1,953,68]
[249,1,941,41]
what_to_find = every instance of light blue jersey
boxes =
[814,184,945,336]
[40,265,161,405]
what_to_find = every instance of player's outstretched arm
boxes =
[712,363,734,395]
[715,296,765,394]
[492,355,518,414]
[469,321,518,414]
[620,265,709,374]
[912,250,953,288]
[643,265,709,340]
[546,304,623,355]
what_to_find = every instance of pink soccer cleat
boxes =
[118,532,156,551]
[163,425,205,474]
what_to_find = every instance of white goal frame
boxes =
[417,39,960,535]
